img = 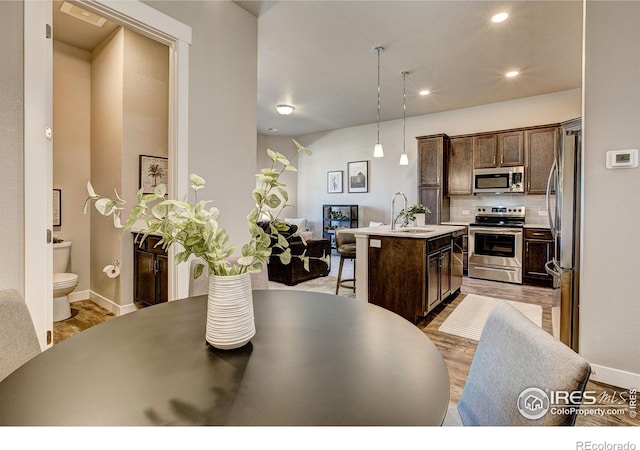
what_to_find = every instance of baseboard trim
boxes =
[589,363,640,390]
[69,290,90,303]
[88,291,137,316]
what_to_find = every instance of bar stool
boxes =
[335,229,356,294]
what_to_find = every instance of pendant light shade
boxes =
[399,71,409,166]
[373,46,384,158]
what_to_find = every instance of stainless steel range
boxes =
[468,206,525,284]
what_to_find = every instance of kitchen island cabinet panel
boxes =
[368,236,426,324]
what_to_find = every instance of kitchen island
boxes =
[351,224,466,323]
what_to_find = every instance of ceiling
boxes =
[53,1,583,138]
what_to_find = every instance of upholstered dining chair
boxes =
[188,256,269,297]
[334,228,356,295]
[443,301,591,426]
[0,289,41,382]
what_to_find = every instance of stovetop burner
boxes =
[470,206,526,227]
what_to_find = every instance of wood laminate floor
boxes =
[53,274,638,426]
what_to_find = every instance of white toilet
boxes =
[53,241,79,322]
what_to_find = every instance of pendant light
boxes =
[399,71,409,166]
[373,47,385,158]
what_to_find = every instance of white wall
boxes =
[147,1,258,254]
[582,1,640,387]
[297,89,581,237]
[0,1,24,294]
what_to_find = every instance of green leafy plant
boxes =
[396,203,431,227]
[83,139,329,279]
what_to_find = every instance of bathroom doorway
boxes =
[24,0,191,349]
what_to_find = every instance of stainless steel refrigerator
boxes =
[545,118,582,352]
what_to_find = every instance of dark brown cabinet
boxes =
[473,131,524,169]
[368,233,455,323]
[427,237,452,311]
[523,228,555,287]
[417,134,450,224]
[526,126,558,194]
[448,137,473,195]
[133,234,168,307]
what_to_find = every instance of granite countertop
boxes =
[350,224,465,239]
[440,221,472,226]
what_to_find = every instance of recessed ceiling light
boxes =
[492,12,509,23]
[60,1,107,27]
[505,70,519,78]
[419,90,430,96]
[267,128,279,132]
[275,104,295,115]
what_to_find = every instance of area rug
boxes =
[438,294,542,341]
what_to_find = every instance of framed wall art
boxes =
[347,160,369,193]
[139,155,168,194]
[327,170,343,193]
[53,189,61,227]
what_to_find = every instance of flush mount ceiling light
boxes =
[505,70,520,78]
[275,104,295,115]
[373,46,385,158]
[399,71,409,166]
[492,12,509,23]
[60,1,108,27]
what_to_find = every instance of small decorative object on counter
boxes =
[396,204,431,227]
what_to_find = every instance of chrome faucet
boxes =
[390,192,408,230]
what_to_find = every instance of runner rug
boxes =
[438,294,542,341]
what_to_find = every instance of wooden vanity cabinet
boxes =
[133,234,168,307]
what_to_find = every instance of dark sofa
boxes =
[263,223,331,286]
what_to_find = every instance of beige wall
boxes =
[91,29,124,304]
[53,40,92,292]
[0,1,24,294]
[257,134,300,219]
[582,1,640,385]
[147,1,258,253]
[296,89,581,236]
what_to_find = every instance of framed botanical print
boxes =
[139,155,168,194]
[347,160,369,193]
[327,170,343,193]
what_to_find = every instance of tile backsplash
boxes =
[449,194,554,225]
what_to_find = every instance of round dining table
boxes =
[0,290,450,426]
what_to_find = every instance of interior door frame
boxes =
[24,0,191,349]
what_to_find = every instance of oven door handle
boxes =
[470,227,523,235]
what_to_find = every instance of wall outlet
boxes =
[538,210,548,216]
[462,210,470,215]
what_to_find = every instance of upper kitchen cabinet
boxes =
[448,136,473,195]
[525,126,559,194]
[417,134,450,224]
[418,134,448,186]
[474,131,524,169]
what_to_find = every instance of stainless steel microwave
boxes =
[473,166,525,194]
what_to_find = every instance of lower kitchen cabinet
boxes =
[523,228,555,287]
[368,233,457,323]
[133,234,168,307]
[427,236,452,311]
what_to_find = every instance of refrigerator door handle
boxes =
[546,158,558,240]
[544,259,561,279]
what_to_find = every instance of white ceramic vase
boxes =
[414,213,426,227]
[206,272,256,350]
